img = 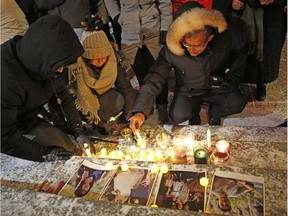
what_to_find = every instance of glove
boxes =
[43,147,73,161]
[159,31,167,45]
[76,132,96,156]
[208,76,235,93]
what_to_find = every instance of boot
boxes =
[256,84,266,101]
[189,115,201,125]
[209,117,221,125]
[156,104,168,124]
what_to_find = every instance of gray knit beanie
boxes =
[80,30,111,59]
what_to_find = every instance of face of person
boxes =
[182,30,214,57]
[89,57,108,67]
[57,67,64,73]
[219,196,231,211]
[81,177,93,195]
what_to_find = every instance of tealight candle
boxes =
[199,177,209,187]
[121,128,132,139]
[130,145,137,152]
[210,148,229,165]
[193,146,208,164]
[216,140,230,153]
[151,165,159,173]
[121,163,129,172]
[124,155,132,160]
[101,148,107,157]
[173,145,187,164]
[117,150,124,158]
[109,151,117,159]
[160,165,169,174]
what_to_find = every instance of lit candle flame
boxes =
[135,130,142,141]
[200,177,209,187]
[83,143,92,157]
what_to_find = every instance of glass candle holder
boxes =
[121,128,132,139]
[173,145,187,164]
[215,140,230,153]
[210,148,230,165]
[193,146,208,164]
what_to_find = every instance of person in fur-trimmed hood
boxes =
[128,2,247,133]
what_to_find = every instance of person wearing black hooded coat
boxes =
[1,15,95,161]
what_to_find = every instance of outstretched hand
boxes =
[129,113,146,134]
[76,133,96,156]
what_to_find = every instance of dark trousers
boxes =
[24,118,80,154]
[132,45,168,105]
[170,90,247,124]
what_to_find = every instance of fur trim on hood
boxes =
[166,7,227,56]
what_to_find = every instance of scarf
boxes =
[69,48,117,124]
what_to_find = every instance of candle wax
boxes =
[194,146,208,164]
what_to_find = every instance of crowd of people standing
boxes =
[1,0,286,161]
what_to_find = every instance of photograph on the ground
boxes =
[58,160,118,200]
[206,170,265,215]
[155,170,207,212]
[99,166,158,205]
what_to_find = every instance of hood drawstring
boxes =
[49,77,68,122]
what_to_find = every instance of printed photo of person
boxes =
[206,171,264,215]
[99,167,157,205]
[58,160,117,200]
[155,170,206,212]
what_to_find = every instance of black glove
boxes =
[76,132,96,156]
[43,147,73,161]
[159,31,167,45]
[209,76,235,93]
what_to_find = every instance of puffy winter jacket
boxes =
[1,15,84,160]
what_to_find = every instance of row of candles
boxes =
[87,127,231,166]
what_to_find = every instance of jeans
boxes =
[24,118,80,154]
[170,90,247,124]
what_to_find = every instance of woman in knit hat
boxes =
[69,15,137,134]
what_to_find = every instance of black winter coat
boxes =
[130,29,246,117]
[1,15,84,160]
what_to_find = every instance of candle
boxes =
[124,155,132,160]
[117,150,124,158]
[83,143,92,157]
[109,151,117,159]
[155,149,163,161]
[130,145,137,152]
[193,146,208,164]
[151,165,159,173]
[121,163,129,172]
[173,145,187,164]
[216,140,230,153]
[160,165,169,174]
[101,148,107,157]
[207,128,211,148]
[199,177,209,187]
[121,128,132,139]
[210,148,229,165]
